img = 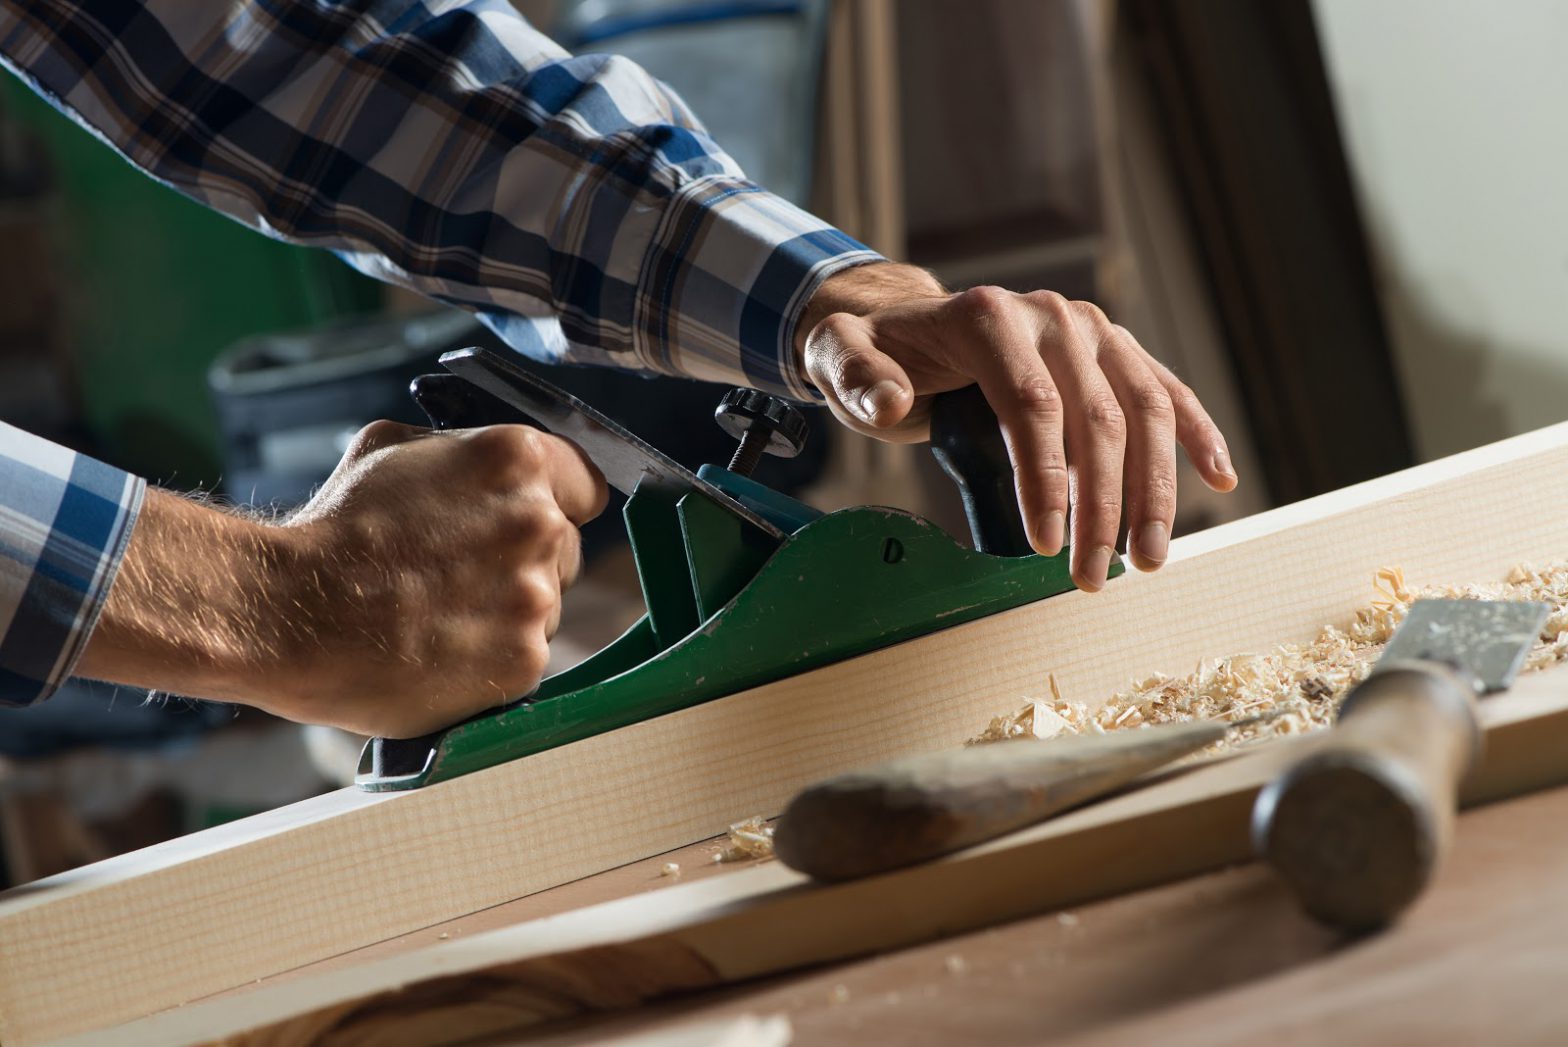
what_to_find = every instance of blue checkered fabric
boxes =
[0,0,880,397]
[0,424,143,707]
[0,1,882,706]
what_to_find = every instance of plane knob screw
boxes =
[714,389,808,476]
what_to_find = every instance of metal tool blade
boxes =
[1379,599,1549,693]
[440,347,784,539]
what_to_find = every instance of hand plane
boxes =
[356,349,1122,791]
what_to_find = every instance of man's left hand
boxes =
[797,263,1238,593]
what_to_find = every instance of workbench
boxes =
[215,782,1568,1045]
[9,421,1568,1047]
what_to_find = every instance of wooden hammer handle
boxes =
[1252,662,1483,932]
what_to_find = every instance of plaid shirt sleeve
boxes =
[0,0,883,399]
[0,424,143,707]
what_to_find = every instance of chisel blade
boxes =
[1378,598,1549,693]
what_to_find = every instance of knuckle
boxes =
[1082,395,1126,435]
[1078,498,1128,532]
[526,500,573,536]
[471,424,547,479]
[345,418,406,458]
[1070,299,1111,327]
[1166,378,1201,411]
[1038,449,1070,483]
[1025,289,1073,322]
[1111,322,1140,344]
[470,426,545,467]
[955,284,1013,321]
[828,351,873,391]
[1083,497,1125,524]
[509,499,568,544]
[1127,382,1174,417]
[557,531,584,588]
[510,571,559,621]
[807,313,860,363]
[816,311,860,341]
[1141,472,1179,510]
[1011,377,1063,418]
[806,316,868,385]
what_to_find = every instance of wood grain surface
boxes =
[7,420,1568,1045]
[498,782,1568,1047]
[56,659,1568,1047]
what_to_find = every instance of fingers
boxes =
[1095,327,1177,572]
[953,291,1071,559]
[456,424,608,526]
[803,313,920,436]
[932,291,1232,591]
[1144,355,1238,492]
[962,289,1125,590]
[535,432,610,526]
[1042,302,1125,592]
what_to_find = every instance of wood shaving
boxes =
[712,816,775,863]
[969,693,1071,744]
[969,561,1568,755]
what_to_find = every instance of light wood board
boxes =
[6,420,1568,1045]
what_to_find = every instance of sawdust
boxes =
[970,562,1568,755]
[711,816,776,863]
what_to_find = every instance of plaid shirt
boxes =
[0,0,880,706]
[0,424,143,706]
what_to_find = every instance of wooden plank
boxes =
[62,665,1568,1047]
[334,784,1568,1047]
[6,421,1568,1045]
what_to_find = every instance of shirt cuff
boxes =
[633,175,884,401]
[0,424,144,708]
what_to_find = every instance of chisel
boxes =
[1252,598,1549,932]
[774,716,1247,882]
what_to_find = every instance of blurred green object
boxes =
[0,78,382,487]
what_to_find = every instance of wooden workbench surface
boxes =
[421,782,1566,1046]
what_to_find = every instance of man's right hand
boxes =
[78,421,607,738]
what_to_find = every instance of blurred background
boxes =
[1,0,1563,883]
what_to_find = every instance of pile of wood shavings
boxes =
[970,562,1568,755]
[712,815,775,863]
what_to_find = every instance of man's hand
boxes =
[77,422,606,738]
[797,263,1237,592]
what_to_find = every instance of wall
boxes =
[1312,0,1568,459]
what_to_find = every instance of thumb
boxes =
[805,316,918,433]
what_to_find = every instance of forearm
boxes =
[74,490,308,711]
[0,0,879,395]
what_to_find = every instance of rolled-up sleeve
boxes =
[0,0,882,399]
[0,424,143,707]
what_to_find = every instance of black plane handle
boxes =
[929,385,1034,557]
[410,372,537,430]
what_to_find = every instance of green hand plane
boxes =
[355,348,1122,791]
